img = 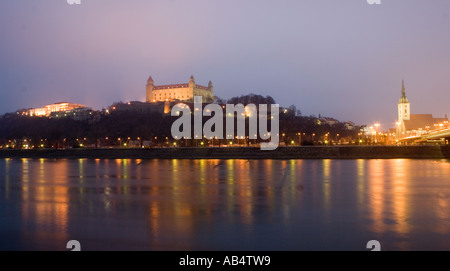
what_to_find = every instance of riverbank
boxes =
[1,146,450,159]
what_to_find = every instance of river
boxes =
[1,158,450,250]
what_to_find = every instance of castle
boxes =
[397,80,448,138]
[146,75,214,103]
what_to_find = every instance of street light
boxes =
[374,123,380,144]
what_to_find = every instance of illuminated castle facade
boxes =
[146,75,213,103]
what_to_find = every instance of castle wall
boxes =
[193,87,213,102]
[146,76,213,103]
[150,87,193,102]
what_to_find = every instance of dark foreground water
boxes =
[1,158,450,251]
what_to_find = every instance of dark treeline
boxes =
[0,111,173,148]
[0,94,362,148]
[226,94,276,105]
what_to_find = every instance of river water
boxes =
[1,158,450,251]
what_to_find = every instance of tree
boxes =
[227,93,277,105]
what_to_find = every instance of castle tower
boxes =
[146,76,154,102]
[398,80,410,121]
[188,75,195,88]
[208,80,213,93]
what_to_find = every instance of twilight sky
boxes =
[1,0,449,128]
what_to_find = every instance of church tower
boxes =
[146,76,154,102]
[398,80,410,121]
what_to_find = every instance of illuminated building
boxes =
[27,102,86,117]
[146,75,214,103]
[51,107,94,121]
[396,81,448,138]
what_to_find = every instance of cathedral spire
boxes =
[401,80,406,98]
[399,80,409,104]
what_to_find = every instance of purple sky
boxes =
[1,0,449,129]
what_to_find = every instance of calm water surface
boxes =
[1,158,450,251]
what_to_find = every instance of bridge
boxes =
[399,128,450,144]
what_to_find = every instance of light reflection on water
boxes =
[1,158,450,251]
